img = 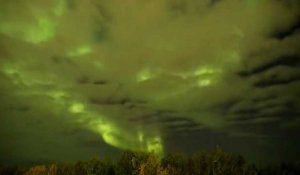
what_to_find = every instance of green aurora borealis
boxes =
[0,0,300,164]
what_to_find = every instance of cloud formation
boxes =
[0,0,299,164]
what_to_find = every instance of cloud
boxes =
[0,0,299,164]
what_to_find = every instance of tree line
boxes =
[1,147,299,175]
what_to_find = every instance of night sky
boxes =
[0,0,300,165]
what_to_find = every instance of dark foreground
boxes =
[1,148,299,175]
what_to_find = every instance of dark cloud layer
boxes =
[0,0,300,165]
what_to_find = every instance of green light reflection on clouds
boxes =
[67,45,93,57]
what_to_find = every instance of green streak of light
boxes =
[146,137,163,155]
[96,121,122,148]
[198,79,211,87]
[194,67,219,76]
[136,68,154,82]
[138,131,144,142]
[2,62,164,156]
[26,18,56,44]
[2,63,19,75]
[91,117,164,155]
[48,91,67,100]
[0,17,57,44]
[69,102,85,113]
[67,45,93,57]
[0,0,66,43]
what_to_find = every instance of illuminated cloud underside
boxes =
[1,0,299,162]
[1,62,163,155]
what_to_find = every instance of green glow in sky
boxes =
[0,0,67,44]
[54,0,67,17]
[136,68,155,82]
[48,91,67,100]
[0,17,57,44]
[1,61,164,155]
[1,63,53,86]
[198,79,211,87]
[0,0,299,164]
[67,45,93,57]
[91,114,163,155]
[2,63,19,75]
[96,121,121,148]
[69,102,85,113]
[28,18,56,44]
[195,67,221,87]
[194,67,220,76]
[138,131,144,142]
[146,137,163,155]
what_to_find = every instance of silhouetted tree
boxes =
[56,163,73,175]
[116,150,148,175]
[139,152,160,175]
[2,148,299,175]
[24,165,47,175]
